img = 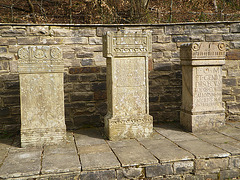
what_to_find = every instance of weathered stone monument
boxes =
[103,31,153,140]
[18,46,66,147]
[180,42,226,132]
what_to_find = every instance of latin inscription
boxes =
[115,57,145,87]
[194,67,222,107]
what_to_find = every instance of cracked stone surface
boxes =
[0,124,239,179]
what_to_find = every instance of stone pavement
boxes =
[0,122,239,180]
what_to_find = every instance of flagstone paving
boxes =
[0,122,239,179]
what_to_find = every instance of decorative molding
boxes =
[18,46,64,73]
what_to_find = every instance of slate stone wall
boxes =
[0,22,240,133]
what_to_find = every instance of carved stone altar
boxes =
[18,46,66,147]
[103,31,153,140]
[180,42,226,132]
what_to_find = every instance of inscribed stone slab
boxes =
[180,42,226,132]
[103,31,153,140]
[18,46,66,147]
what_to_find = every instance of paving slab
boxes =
[194,131,240,155]
[140,138,194,162]
[80,151,120,170]
[109,140,158,166]
[227,121,240,129]
[0,148,42,178]
[155,126,198,142]
[175,139,230,159]
[42,145,81,174]
[74,128,106,146]
[217,125,240,141]
[78,143,112,154]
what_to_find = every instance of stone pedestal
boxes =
[103,31,153,140]
[180,42,226,132]
[18,46,66,147]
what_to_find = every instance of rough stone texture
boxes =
[41,133,81,174]
[18,46,66,147]
[0,23,240,133]
[180,42,226,132]
[108,139,158,166]
[0,148,42,178]
[146,163,174,177]
[140,138,194,162]
[0,124,240,179]
[175,139,230,159]
[195,158,229,174]
[80,170,116,180]
[117,167,144,179]
[103,31,153,140]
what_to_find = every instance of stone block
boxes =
[27,26,49,35]
[9,61,18,73]
[230,23,240,33]
[154,63,172,71]
[223,78,237,87]
[152,43,177,52]
[0,47,7,53]
[80,74,97,82]
[173,161,194,174]
[76,52,94,58]
[219,169,240,180]
[89,37,103,45]
[81,59,94,66]
[165,26,184,35]
[230,41,240,49]
[172,35,190,42]
[69,67,100,74]
[80,151,120,170]
[157,35,171,42]
[146,164,173,177]
[206,34,223,42]
[103,31,153,140]
[0,148,42,179]
[229,156,240,169]
[223,34,240,41]
[1,29,26,37]
[175,139,230,159]
[117,167,144,180]
[80,170,116,180]
[17,37,40,45]
[0,37,17,45]
[51,28,71,36]
[72,28,96,37]
[18,46,66,147]
[111,144,158,167]
[96,27,117,36]
[180,42,226,132]
[70,92,94,102]
[195,158,229,174]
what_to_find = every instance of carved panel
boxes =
[180,42,226,60]
[18,46,63,73]
[103,31,152,57]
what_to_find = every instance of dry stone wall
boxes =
[0,22,240,133]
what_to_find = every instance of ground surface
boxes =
[0,122,239,179]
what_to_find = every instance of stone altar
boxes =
[18,46,66,147]
[103,31,153,140]
[180,42,226,132]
